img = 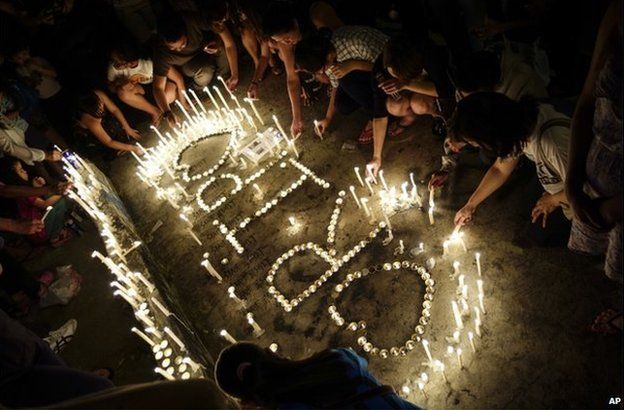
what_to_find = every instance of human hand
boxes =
[379,78,405,95]
[203,41,219,54]
[132,145,145,156]
[51,181,73,195]
[531,192,560,228]
[163,111,180,128]
[247,82,259,99]
[290,119,303,139]
[328,61,356,79]
[366,157,382,179]
[32,177,46,188]
[125,128,141,141]
[13,219,45,235]
[226,75,239,91]
[454,203,476,226]
[314,118,331,138]
[45,150,62,162]
[428,170,449,190]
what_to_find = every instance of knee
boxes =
[194,65,215,87]
[117,88,132,102]
[410,94,432,115]
[386,97,411,117]
[165,82,177,100]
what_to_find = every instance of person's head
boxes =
[0,157,29,185]
[215,342,355,408]
[110,44,140,69]
[77,90,105,118]
[8,43,30,65]
[449,92,539,158]
[294,32,333,79]
[453,50,501,98]
[309,1,342,30]
[261,1,301,45]
[383,36,424,82]
[201,0,229,29]
[158,13,188,51]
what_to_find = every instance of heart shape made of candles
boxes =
[329,261,435,358]
[266,222,389,311]
[196,174,243,214]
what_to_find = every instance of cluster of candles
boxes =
[62,152,205,381]
[326,191,346,249]
[330,260,435,359]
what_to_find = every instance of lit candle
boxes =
[428,205,435,225]
[468,331,476,352]
[353,167,364,187]
[378,170,389,190]
[228,286,247,309]
[114,290,139,308]
[360,198,371,218]
[220,329,237,344]
[182,90,201,118]
[417,382,428,399]
[203,87,220,110]
[217,76,234,97]
[272,115,291,143]
[187,228,202,246]
[435,360,448,383]
[180,213,193,228]
[453,330,460,343]
[231,95,244,113]
[246,313,264,336]
[313,120,323,140]
[364,176,374,195]
[213,86,231,111]
[245,98,264,125]
[175,100,196,126]
[477,279,485,313]
[151,297,171,316]
[201,258,223,283]
[164,326,186,350]
[41,206,53,222]
[132,327,155,346]
[189,89,207,113]
[401,182,410,201]
[475,252,482,277]
[365,164,378,185]
[421,339,433,363]
[122,241,142,256]
[452,300,464,329]
[474,307,482,336]
[288,140,299,158]
[456,347,463,368]
[349,186,361,208]
[252,183,263,199]
[154,367,175,381]
[428,188,435,208]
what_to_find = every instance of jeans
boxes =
[181,51,230,88]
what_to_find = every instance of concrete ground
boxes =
[32,64,622,408]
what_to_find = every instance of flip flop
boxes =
[590,309,623,335]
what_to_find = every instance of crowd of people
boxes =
[0,0,621,407]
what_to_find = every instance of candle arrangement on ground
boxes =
[64,79,492,405]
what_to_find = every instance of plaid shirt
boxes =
[326,26,389,88]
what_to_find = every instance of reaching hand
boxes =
[454,203,476,226]
[32,177,46,188]
[428,171,450,190]
[290,119,303,139]
[45,150,62,162]
[366,157,382,178]
[314,118,331,138]
[328,61,356,79]
[378,78,405,95]
[52,181,73,195]
[132,145,145,156]
[531,192,560,228]
[163,111,180,128]
[247,83,259,99]
[125,128,141,141]
[14,219,45,235]
[226,75,239,91]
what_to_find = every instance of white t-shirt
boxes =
[107,59,154,84]
[522,104,570,195]
[15,57,61,99]
[498,48,549,101]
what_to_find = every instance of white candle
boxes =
[122,241,142,256]
[154,367,175,381]
[349,186,361,208]
[360,198,371,218]
[428,188,435,208]
[456,347,463,368]
[213,86,231,111]
[151,297,171,316]
[201,259,223,282]
[288,216,296,226]
[364,177,374,195]
[189,89,207,113]
[41,206,53,222]
[132,327,155,346]
[252,183,263,199]
[182,90,201,118]
[477,279,485,313]
[458,232,468,252]
[313,120,323,140]
[228,286,247,309]
[378,170,389,190]
[417,382,428,399]
[353,167,364,187]
[401,182,410,201]
[217,76,234,97]
[164,326,186,350]
[187,228,202,246]
[220,329,237,344]
[245,98,264,125]
[288,140,299,158]
[175,100,196,126]
[231,95,244,114]
[180,213,193,228]
[474,307,482,336]
[421,339,433,363]
[475,252,482,276]
[452,300,464,329]
[468,331,476,352]
[203,87,220,110]
[428,205,435,225]
[114,290,139,308]
[435,360,448,383]
[453,330,460,343]
[246,313,264,336]
[272,115,291,143]
[365,164,378,185]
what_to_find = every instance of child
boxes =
[0,157,73,247]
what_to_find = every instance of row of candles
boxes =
[62,151,206,381]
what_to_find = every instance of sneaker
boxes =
[44,319,77,354]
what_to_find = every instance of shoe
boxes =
[44,319,77,354]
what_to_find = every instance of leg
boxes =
[164,81,177,104]
[214,48,231,78]
[409,93,438,116]
[181,54,216,88]
[118,84,161,123]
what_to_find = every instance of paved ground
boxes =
[31,64,622,408]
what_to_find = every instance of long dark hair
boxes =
[215,343,362,407]
[76,90,105,119]
[449,92,539,158]
[0,157,28,186]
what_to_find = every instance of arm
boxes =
[315,87,338,137]
[402,78,438,97]
[216,27,239,89]
[566,1,619,227]
[165,66,186,105]
[96,90,140,140]
[329,59,374,78]
[367,116,389,176]
[81,114,140,154]
[455,156,520,225]
[0,217,44,234]
[31,194,62,209]
[0,183,59,198]
[1,128,46,164]
[247,41,270,98]
[280,44,303,136]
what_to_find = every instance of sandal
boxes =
[590,309,623,335]
[357,124,373,145]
